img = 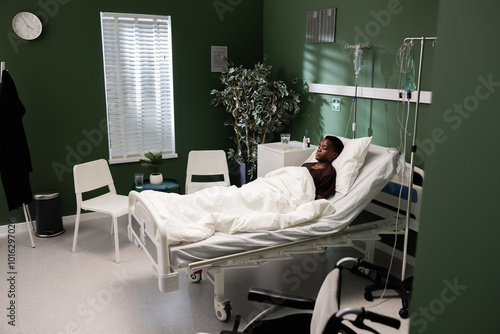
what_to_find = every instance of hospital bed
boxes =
[128,143,418,321]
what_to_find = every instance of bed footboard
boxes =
[128,190,179,293]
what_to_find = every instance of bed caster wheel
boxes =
[364,291,373,302]
[215,301,232,322]
[399,308,409,319]
[189,270,202,283]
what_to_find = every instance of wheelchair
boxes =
[219,257,401,334]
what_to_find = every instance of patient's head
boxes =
[325,135,344,156]
[316,135,344,163]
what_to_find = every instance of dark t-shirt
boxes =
[301,163,337,199]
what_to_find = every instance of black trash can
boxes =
[34,190,65,237]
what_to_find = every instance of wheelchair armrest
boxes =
[248,287,316,310]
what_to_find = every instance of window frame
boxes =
[100,12,177,164]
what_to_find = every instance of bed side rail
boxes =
[365,163,424,231]
[128,191,179,293]
[187,219,404,272]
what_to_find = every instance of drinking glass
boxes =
[134,173,144,189]
[281,133,290,150]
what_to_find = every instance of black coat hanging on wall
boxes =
[0,70,33,210]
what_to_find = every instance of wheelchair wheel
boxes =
[399,307,409,319]
[364,291,374,301]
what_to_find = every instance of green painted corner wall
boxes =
[409,1,500,333]
[0,0,264,225]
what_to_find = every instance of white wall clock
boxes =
[12,12,43,40]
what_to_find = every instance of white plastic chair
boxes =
[185,150,230,194]
[72,159,128,263]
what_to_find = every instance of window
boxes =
[100,12,176,164]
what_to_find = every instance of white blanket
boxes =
[140,167,336,244]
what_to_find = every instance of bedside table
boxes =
[257,141,317,177]
[132,178,180,193]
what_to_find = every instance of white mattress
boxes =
[170,144,399,268]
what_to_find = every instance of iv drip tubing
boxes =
[353,74,358,138]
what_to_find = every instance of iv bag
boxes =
[403,75,416,92]
[354,48,362,76]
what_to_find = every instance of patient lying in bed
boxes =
[138,136,345,245]
[302,135,344,200]
[140,168,335,244]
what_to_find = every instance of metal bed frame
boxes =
[127,156,423,322]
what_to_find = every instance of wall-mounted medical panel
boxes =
[309,83,433,104]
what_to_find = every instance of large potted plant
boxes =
[210,59,301,185]
[139,151,165,185]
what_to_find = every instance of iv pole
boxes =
[401,36,437,283]
[362,37,436,319]
[0,61,35,248]
[345,43,371,138]
[385,36,436,318]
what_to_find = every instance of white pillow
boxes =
[304,136,372,195]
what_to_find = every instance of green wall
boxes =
[263,0,438,156]
[409,1,500,333]
[0,0,264,225]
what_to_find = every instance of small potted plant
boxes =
[139,151,165,185]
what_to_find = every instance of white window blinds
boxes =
[100,12,176,164]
